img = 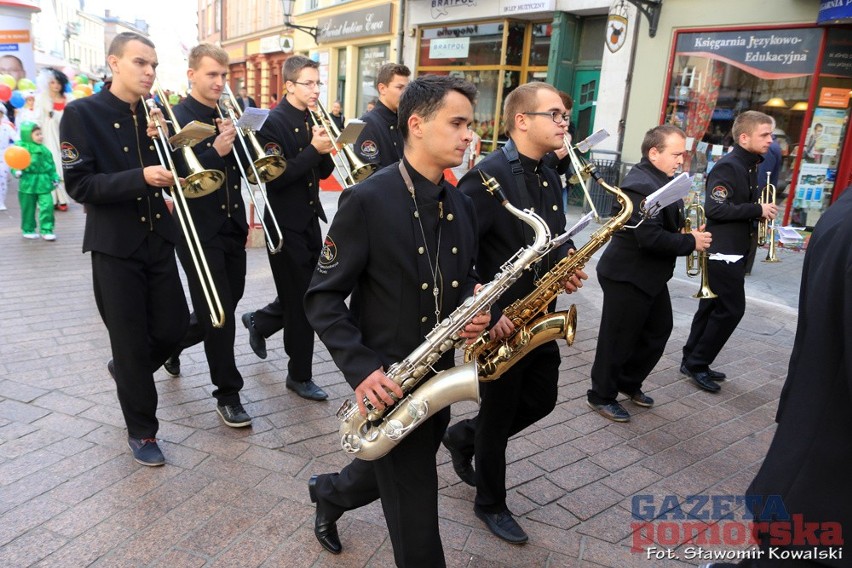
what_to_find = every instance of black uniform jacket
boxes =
[457,143,573,319]
[353,100,404,169]
[704,144,764,256]
[304,160,480,390]
[172,96,248,242]
[746,188,852,567]
[61,88,180,258]
[257,96,334,233]
[597,158,695,297]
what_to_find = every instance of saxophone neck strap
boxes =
[500,138,534,240]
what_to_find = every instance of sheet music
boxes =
[565,211,595,240]
[576,129,610,153]
[643,173,692,216]
[237,107,270,131]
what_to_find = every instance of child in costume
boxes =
[13,121,58,240]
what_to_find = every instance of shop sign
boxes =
[817,0,852,25]
[499,0,555,15]
[675,28,822,79]
[260,35,281,54]
[429,37,470,59]
[317,5,391,43]
[605,1,629,54]
[818,86,851,108]
[431,0,477,19]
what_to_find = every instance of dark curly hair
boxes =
[48,68,70,92]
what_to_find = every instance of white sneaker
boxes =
[22,232,39,239]
[42,233,56,241]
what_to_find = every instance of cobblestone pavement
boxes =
[0,183,804,567]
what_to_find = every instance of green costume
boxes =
[14,121,58,235]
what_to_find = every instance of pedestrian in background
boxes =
[0,104,18,210]
[13,121,58,240]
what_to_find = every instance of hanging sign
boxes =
[606,1,629,53]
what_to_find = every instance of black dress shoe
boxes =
[681,364,725,381]
[286,376,329,401]
[241,312,267,359]
[682,367,721,393]
[474,506,529,544]
[107,359,116,380]
[163,354,180,377]
[587,400,630,422]
[308,475,342,554]
[442,432,475,486]
[626,390,654,408]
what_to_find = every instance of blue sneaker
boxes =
[128,437,165,466]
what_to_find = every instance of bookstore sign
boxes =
[675,28,822,79]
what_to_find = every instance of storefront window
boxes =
[356,44,388,117]
[667,27,825,224]
[529,23,552,67]
[506,22,525,66]
[419,23,504,67]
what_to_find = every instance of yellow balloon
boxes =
[0,74,16,89]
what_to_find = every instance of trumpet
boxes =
[684,202,717,299]
[142,90,226,328]
[759,173,781,263]
[309,100,377,188]
[218,85,285,254]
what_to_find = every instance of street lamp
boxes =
[281,0,320,43]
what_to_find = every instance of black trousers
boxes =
[313,408,451,568]
[265,222,321,382]
[445,341,559,513]
[682,258,747,370]
[92,233,189,439]
[588,276,673,405]
[174,226,246,406]
[251,296,282,339]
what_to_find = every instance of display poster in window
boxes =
[803,107,846,164]
[794,162,829,209]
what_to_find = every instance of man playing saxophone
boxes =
[303,75,489,567]
[588,125,712,422]
[442,82,586,544]
[163,44,252,428]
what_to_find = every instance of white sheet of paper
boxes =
[237,107,270,131]
[566,211,595,239]
[777,225,805,243]
[336,120,365,145]
[576,129,610,153]
[708,253,744,263]
[643,172,692,216]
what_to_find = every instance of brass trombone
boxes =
[684,202,717,299]
[309,100,377,188]
[142,92,227,328]
[218,85,285,254]
[759,172,781,263]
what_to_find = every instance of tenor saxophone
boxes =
[465,157,634,381]
[336,171,554,461]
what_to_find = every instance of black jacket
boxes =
[457,141,573,316]
[705,144,764,256]
[304,161,480,389]
[257,96,334,233]
[172,95,248,242]
[597,158,696,296]
[237,96,256,110]
[353,100,404,169]
[61,89,180,257]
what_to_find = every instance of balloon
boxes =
[77,84,92,96]
[17,78,35,91]
[0,85,10,102]
[64,83,72,93]
[76,75,89,85]
[9,91,25,108]
[93,81,104,93]
[72,89,86,99]
[0,74,15,88]
[5,146,31,170]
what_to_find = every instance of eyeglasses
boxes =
[292,81,323,89]
[523,111,571,124]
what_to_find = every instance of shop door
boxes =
[572,69,600,142]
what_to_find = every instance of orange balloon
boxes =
[4,146,31,170]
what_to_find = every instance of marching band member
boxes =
[165,43,252,428]
[588,125,712,422]
[60,32,189,466]
[443,82,585,544]
[303,75,488,567]
[352,62,410,169]
[681,111,777,392]
[246,55,335,401]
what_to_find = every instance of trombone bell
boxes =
[246,154,287,185]
[184,169,224,198]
